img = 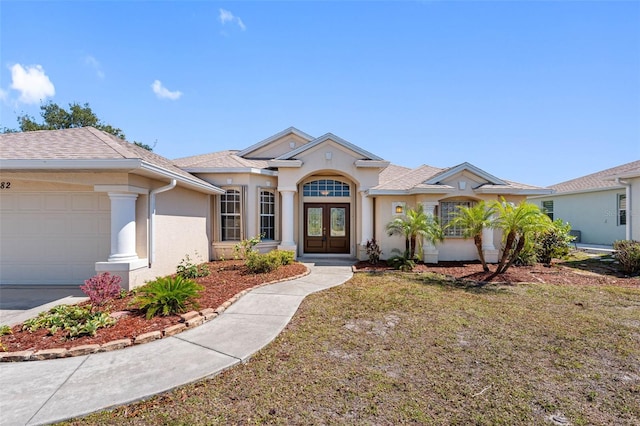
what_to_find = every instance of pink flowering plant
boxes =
[80,272,123,308]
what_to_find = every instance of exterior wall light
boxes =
[320,190,330,196]
[395,205,404,214]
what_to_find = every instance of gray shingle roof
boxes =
[174,150,269,169]
[0,127,220,191]
[374,164,444,191]
[549,160,640,193]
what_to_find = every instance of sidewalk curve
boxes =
[0,261,353,426]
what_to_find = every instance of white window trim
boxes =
[258,187,277,241]
[220,186,245,242]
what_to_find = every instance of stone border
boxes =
[0,266,310,362]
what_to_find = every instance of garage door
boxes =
[0,192,110,285]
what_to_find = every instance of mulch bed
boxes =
[353,260,640,287]
[1,260,308,354]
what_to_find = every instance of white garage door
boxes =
[0,192,110,285]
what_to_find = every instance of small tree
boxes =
[492,199,551,275]
[449,200,496,272]
[534,219,574,266]
[386,205,443,261]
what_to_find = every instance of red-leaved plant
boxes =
[80,272,123,308]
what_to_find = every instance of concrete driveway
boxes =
[0,286,87,326]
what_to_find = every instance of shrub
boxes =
[135,276,204,319]
[365,238,382,264]
[176,253,210,279]
[233,235,262,260]
[22,304,115,338]
[245,250,295,274]
[387,249,415,272]
[613,240,640,274]
[535,219,574,266]
[80,272,122,307]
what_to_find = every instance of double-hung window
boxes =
[259,190,276,240]
[440,200,474,237]
[619,194,627,226]
[221,189,242,241]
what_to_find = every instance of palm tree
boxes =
[492,199,551,275]
[386,205,444,260]
[449,200,496,272]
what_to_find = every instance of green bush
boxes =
[176,253,210,279]
[387,249,415,272]
[514,219,573,266]
[22,304,115,338]
[613,240,640,274]
[135,276,204,319]
[245,250,295,274]
[233,235,262,260]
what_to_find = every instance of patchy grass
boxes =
[62,273,640,425]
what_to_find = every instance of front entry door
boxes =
[304,203,350,254]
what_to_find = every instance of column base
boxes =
[483,249,499,264]
[95,259,149,290]
[423,249,439,264]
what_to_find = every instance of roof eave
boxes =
[355,160,390,168]
[473,188,554,195]
[267,159,303,168]
[182,167,277,176]
[0,158,143,170]
[139,162,225,195]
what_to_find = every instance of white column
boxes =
[360,190,373,246]
[108,192,139,262]
[482,214,499,263]
[421,201,439,264]
[278,189,297,254]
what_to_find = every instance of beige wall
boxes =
[532,190,626,245]
[247,134,311,159]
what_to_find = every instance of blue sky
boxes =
[1,1,638,187]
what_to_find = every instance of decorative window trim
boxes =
[440,200,474,237]
[220,187,245,241]
[259,188,277,241]
[618,194,627,226]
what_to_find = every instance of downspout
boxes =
[149,179,177,266]
[616,177,632,240]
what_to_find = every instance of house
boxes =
[0,126,551,289]
[529,160,640,245]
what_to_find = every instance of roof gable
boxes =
[236,127,315,158]
[424,162,506,186]
[275,133,384,161]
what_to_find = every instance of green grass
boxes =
[63,273,640,425]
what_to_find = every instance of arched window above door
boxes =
[303,179,350,197]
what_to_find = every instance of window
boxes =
[303,179,350,197]
[619,194,627,226]
[440,200,473,237]
[221,189,241,241]
[542,201,554,221]
[260,190,275,240]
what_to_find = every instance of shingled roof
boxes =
[549,160,640,194]
[174,150,270,170]
[0,127,222,193]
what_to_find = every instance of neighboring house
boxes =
[1,126,550,289]
[529,160,640,245]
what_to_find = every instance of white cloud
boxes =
[84,55,105,79]
[9,64,55,104]
[0,88,7,101]
[219,8,246,31]
[151,80,182,100]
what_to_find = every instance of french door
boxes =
[303,203,350,254]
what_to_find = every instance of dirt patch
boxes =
[1,260,307,353]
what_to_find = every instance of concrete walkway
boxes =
[0,260,354,426]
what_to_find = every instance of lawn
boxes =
[63,272,639,425]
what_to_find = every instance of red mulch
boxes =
[353,260,640,287]
[1,260,308,353]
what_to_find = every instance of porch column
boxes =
[421,201,439,264]
[107,192,139,262]
[278,188,297,255]
[360,190,373,246]
[482,215,499,263]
